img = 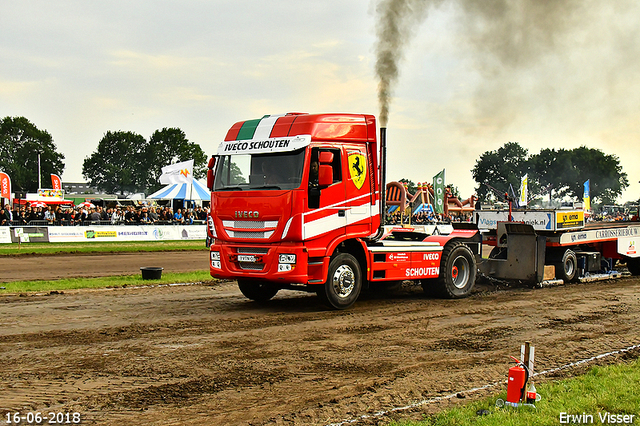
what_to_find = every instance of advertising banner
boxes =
[159,160,194,185]
[51,174,62,190]
[0,172,11,202]
[37,189,64,199]
[475,210,554,231]
[11,227,50,243]
[556,210,584,229]
[618,236,639,258]
[433,169,445,215]
[519,174,528,207]
[0,227,11,244]
[583,179,591,211]
[47,225,206,242]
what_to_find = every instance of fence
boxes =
[0,224,207,244]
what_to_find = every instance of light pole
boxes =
[37,151,42,190]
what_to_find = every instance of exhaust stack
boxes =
[371,126,387,241]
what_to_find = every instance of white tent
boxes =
[147,179,210,200]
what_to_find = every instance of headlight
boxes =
[207,215,217,238]
[279,254,296,264]
[211,251,221,269]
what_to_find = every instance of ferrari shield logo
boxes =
[348,152,366,190]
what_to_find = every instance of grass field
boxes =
[392,358,640,426]
[0,270,215,293]
[0,240,211,293]
[0,240,207,256]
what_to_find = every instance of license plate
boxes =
[238,255,257,263]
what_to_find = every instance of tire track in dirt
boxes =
[0,276,639,425]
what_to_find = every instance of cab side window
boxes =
[308,147,342,209]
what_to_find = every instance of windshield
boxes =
[214,148,306,191]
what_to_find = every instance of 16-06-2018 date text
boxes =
[5,412,82,424]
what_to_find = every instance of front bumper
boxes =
[209,243,310,284]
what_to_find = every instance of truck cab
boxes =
[207,113,380,307]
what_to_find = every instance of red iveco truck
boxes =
[205,112,640,309]
[205,112,482,309]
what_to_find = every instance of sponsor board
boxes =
[555,210,584,229]
[43,225,206,242]
[10,227,49,243]
[560,225,640,245]
[475,211,553,231]
[0,227,12,244]
[618,236,639,258]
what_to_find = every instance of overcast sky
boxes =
[2,0,639,202]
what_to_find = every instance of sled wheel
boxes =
[435,242,477,298]
[237,279,279,302]
[627,257,640,275]
[554,249,577,282]
[318,253,362,310]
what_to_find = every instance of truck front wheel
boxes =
[237,280,279,302]
[318,253,362,310]
[431,242,477,298]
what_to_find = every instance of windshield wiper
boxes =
[249,185,282,190]
[215,186,244,191]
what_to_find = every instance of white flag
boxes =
[159,159,194,184]
[519,174,528,206]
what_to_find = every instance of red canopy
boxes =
[14,199,74,206]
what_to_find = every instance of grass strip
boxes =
[393,357,640,426]
[0,240,207,256]
[0,270,215,294]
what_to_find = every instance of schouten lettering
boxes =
[224,139,291,152]
[235,211,259,219]
[405,267,439,277]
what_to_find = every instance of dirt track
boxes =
[1,251,209,282]
[1,253,640,425]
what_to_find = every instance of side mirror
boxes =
[206,156,216,190]
[318,165,333,186]
[317,151,334,187]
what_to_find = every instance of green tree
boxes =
[0,116,65,193]
[474,143,628,205]
[529,148,573,202]
[82,131,148,195]
[143,128,206,194]
[472,142,532,202]
[562,146,628,204]
[398,178,416,195]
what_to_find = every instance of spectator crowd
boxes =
[1,203,209,226]
[385,210,473,225]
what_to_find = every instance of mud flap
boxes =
[478,222,546,284]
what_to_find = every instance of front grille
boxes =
[237,247,269,254]
[222,220,278,240]
[233,220,264,229]
[239,262,264,270]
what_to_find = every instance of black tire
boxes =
[237,279,279,302]
[318,253,362,310]
[430,242,477,298]
[554,249,577,282]
[627,257,640,275]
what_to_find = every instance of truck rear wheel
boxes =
[431,242,477,298]
[554,249,577,282]
[318,253,362,310]
[237,280,279,302]
[627,257,640,275]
